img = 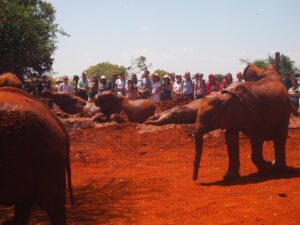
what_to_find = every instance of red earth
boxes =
[1,117,300,225]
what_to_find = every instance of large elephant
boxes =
[0,87,73,225]
[145,99,201,125]
[42,90,100,116]
[193,77,295,181]
[0,72,22,89]
[94,91,158,123]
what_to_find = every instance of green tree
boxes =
[214,74,224,83]
[86,61,126,80]
[240,53,297,77]
[0,0,68,77]
[153,69,170,78]
[126,56,152,74]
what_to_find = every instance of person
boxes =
[53,79,62,92]
[37,74,51,96]
[160,74,172,100]
[108,74,118,91]
[206,74,220,95]
[115,73,126,96]
[194,73,206,99]
[73,75,79,95]
[236,72,243,83]
[58,76,72,94]
[99,75,108,93]
[22,79,34,94]
[150,73,162,103]
[131,73,138,86]
[126,78,138,99]
[169,72,176,84]
[220,73,233,90]
[77,72,90,100]
[283,73,292,90]
[182,71,194,98]
[288,79,300,109]
[172,74,183,100]
[89,75,99,100]
[137,70,152,99]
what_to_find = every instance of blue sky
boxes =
[49,0,300,77]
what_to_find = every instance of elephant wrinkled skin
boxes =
[193,67,294,181]
[0,87,73,225]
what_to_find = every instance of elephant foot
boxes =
[257,161,273,176]
[223,171,241,180]
[272,162,289,173]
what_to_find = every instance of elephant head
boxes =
[0,72,22,89]
[94,91,123,116]
[243,64,281,82]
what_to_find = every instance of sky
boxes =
[48,0,300,77]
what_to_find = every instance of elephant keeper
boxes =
[288,79,300,109]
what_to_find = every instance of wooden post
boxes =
[275,52,280,74]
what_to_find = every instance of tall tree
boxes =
[240,53,297,77]
[0,0,68,77]
[126,56,152,75]
[86,61,126,80]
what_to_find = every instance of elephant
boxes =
[0,87,73,225]
[145,99,201,125]
[94,91,158,123]
[0,72,22,89]
[42,90,100,116]
[242,64,282,82]
[192,76,296,181]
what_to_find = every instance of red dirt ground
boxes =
[1,118,300,225]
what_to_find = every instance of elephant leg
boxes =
[273,125,288,171]
[11,201,33,225]
[47,206,67,225]
[250,138,272,174]
[223,129,241,180]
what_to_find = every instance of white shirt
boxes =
[58,82,72,94]
[151,81,161,103]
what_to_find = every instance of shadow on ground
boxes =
[199,167,300,187]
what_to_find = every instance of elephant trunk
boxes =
[193,131,203,180]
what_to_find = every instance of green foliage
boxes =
[126,56,152,74]
[86,61,126,80]
[214,74,224,83]
[240,53,297,77]
[0,0,68,77]
[153,69,170,78]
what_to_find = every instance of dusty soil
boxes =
[1,118,300,224]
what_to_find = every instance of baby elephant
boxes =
[0,87,73,225]
[94,91,158,123]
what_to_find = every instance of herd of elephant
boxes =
[0,64,297,224]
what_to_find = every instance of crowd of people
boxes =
[22,70,300,109]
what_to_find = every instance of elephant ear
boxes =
[221,83,258,112]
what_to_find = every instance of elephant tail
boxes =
[66,136,74,204]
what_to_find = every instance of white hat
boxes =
[163,74,170,79]
[100,75,106,79]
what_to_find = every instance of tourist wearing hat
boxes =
[172,74,183,100]
[161,74,172,100]
[150,73,162,103]
[58,76,72,94]
[99,75,108,93]
[194,73,206,99]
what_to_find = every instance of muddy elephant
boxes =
[94,91,158,123]
[145,99,201,125]
[42,90,100,116]
[243,64,282,82]
[193,76,296,181]
[0,87,73,225]
[0,72,22,89]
